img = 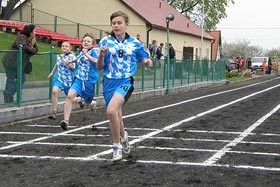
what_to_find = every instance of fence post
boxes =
[54,16,57,33]
[163,58,166,87]
[31,7,34,24]
[17,45,23,107]
[141,64,145,91]
[49,47,54,100]
[76,23,80,38]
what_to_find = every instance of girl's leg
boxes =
[63,89,77,121]
[118,109,125,137]
[106,92,124,144]
[51,87,61,115]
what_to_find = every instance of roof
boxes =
[121,0,213,40]
[209,30,221,61]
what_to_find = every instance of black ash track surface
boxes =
[1,75,280,187]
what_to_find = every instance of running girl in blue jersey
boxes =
[47,41,76,120]
[60,33,99,130]
[97,11,153,161]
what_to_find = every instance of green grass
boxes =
[0,32,61,81]
[0,32,153,81]
[226,76,250,82]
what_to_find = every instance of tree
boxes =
[1,0,21,20]
[266,48,280,62]
[221,39,265,59]
[166,0,234,31]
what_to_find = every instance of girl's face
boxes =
[61,42,71,54]
[111,16,128,38]
[82,36,94,49]
[30,29,36,39]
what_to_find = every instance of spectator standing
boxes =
[60,33,99,130]
[97,11,152,162]
[47,41,77,120]
[136,34,141,42]
[155,42,164,69]
[149,39,157,59]
[169,43,175,78]
[235,57,240,71]
[267,57,272,74]
[169,43,175,60]
[2,24,38,103]
[246,57,252,70]
[262,58,267,74]
[239,57,245,70]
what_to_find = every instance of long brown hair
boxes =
[20,24,36,37]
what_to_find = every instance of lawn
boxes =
[0,32,62,81]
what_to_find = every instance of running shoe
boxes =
[121,131,131,154]
[48,113,56,120]
[89,100,97,113]
[74,96,84,109]
[78,101,85,109]
[60,120,69,130]
[112,145,122,162]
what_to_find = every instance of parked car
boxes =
[225,59,236,71]
[251,57,269,71]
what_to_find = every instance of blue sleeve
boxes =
[90,49,98,63]
[136,43,150,62]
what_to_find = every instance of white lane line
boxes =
[3,135,280,147]
[203,104,280,165]
[0,78,279,157]
[88,83,280,159]
[136,146,280,156]
[0,120,110,151]
[0,153,279,172]
[20,125,280,137]
[3,129,280,138]
[135,160,280,172]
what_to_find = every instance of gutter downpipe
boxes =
[141,25,153,91]
[146,25,152,48]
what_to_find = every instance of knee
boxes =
[106,107,117,119]
[66,93,75,102]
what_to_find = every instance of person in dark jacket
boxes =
[2,24,38,103]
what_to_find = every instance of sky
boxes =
[216,0,280,50]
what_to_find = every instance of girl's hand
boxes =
[99,45,108,57]
[143,58,153,68]
[31,37,36,47]
[82,48,88,54]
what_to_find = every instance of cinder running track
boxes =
[0,76,280,187]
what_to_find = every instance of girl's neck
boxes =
[115,33,125,40]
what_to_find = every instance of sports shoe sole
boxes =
[89,100,97,113]
[121,131,131,154]
[60,120,68,130]
[112,147,123,162]
[48,115,56,120]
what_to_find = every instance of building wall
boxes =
[149,28,212,60]
[10,0,212,60]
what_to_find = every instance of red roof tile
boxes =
[121,0,213,40]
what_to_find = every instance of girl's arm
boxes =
[83,48,97,64]
[47,64,57,79]
[60,55,77,70]
[96,45,108,70]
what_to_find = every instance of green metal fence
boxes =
[0,48,226,107]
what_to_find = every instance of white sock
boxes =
[121,134,127,142]
[113,143,121,148]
